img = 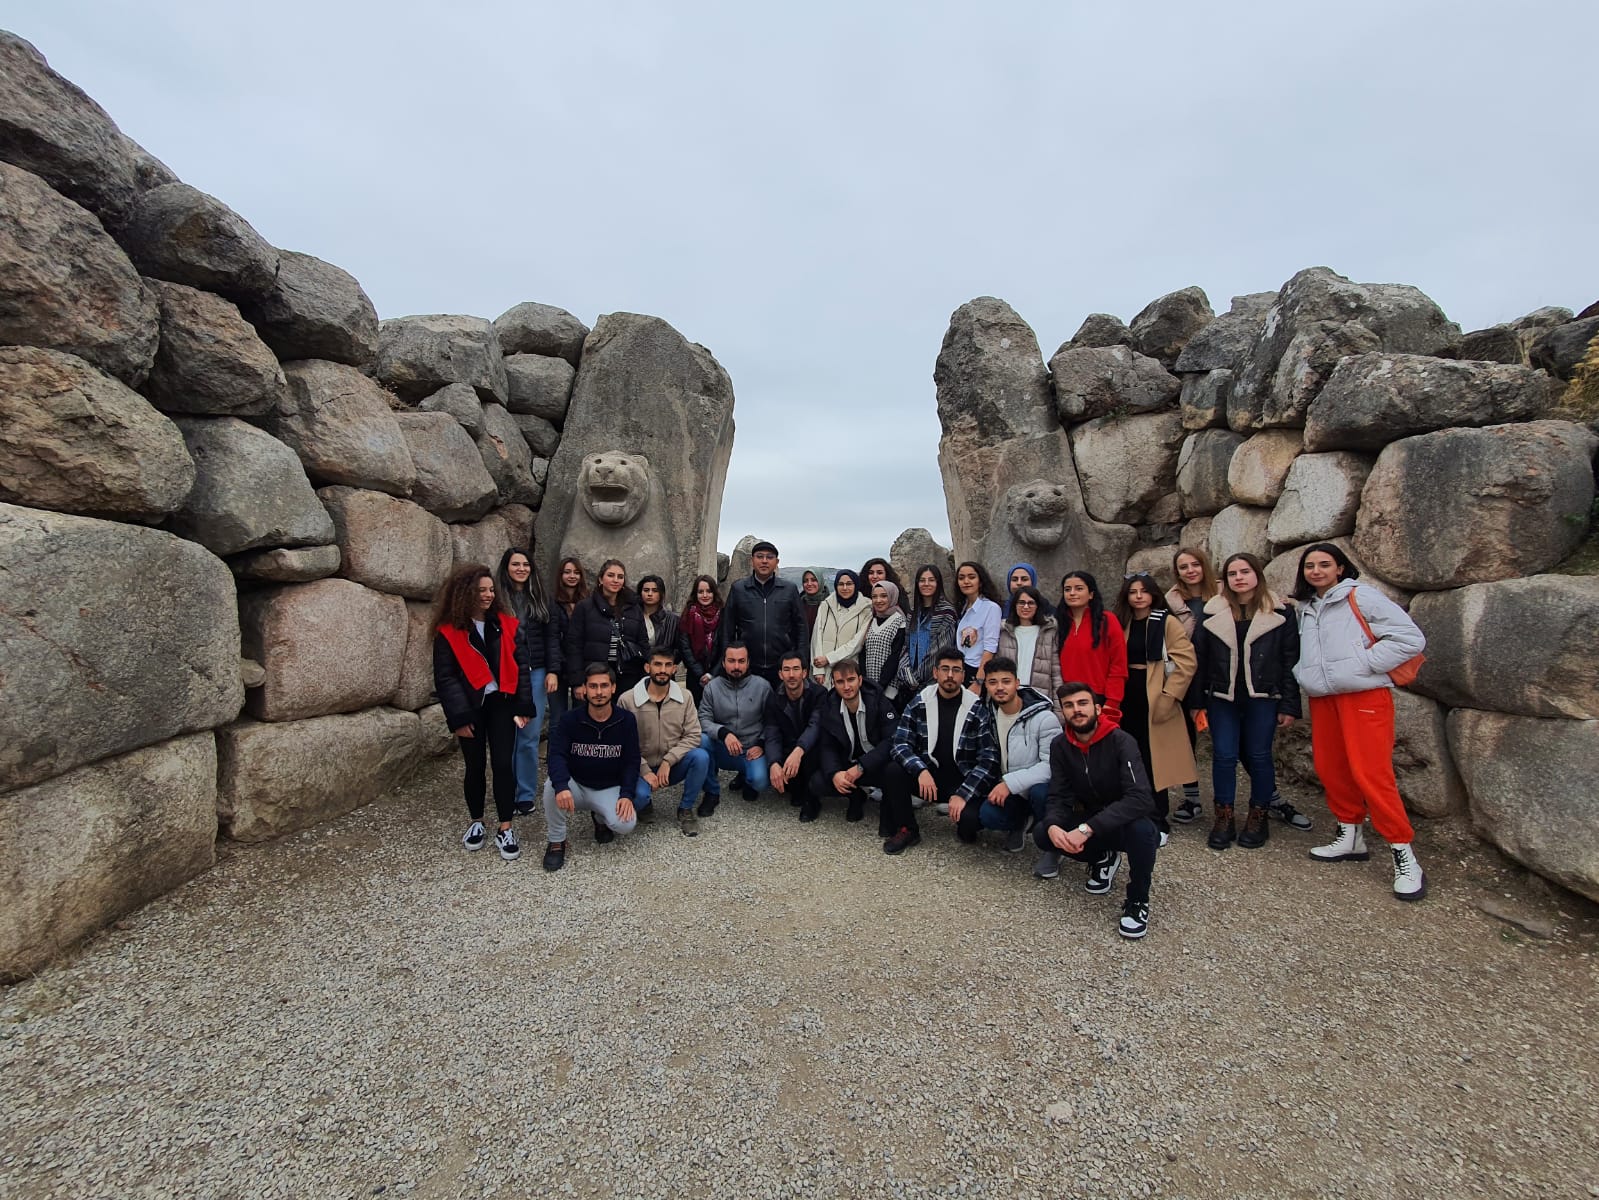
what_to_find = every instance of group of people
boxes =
[430,536,1428,939]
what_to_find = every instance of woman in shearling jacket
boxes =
[1291,542,1429,901]
[1192,553,1301,852]
[1116,573,1198,842]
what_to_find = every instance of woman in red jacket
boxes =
[432,564,535,862]
[1057,571,1127,728]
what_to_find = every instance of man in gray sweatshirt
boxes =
[697,641,773,815]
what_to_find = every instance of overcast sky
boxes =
[13,1,1598,572]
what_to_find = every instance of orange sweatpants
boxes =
[1308,688,1414,844]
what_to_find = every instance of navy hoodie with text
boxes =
[548,703,641,798]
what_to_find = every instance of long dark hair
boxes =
[1291,542,1361,602]
[861,556,910,612]
[433,563,504,634]
[636,573,667,614]
[684,574,722,611]
[1114,572,1160,626]
[911,563,948,616]
[1061,570,1107,648]
[955,561,1003,610]
[555,555,589,609]
[495,547,550,623]
[594,558,636,614]
[1004,584,1048,628]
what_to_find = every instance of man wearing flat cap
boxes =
[717,540,809,690]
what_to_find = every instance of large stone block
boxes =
[1391,690,1466,818]
[889,527,956,596]
[1264,536,1411,610]
[1266,451,1372,546]
[1176,429,1245,518]
[1207,503,1273,563]
[1354,421,1597,590]
[0,732,217,981]
[1070,411,1185,524]
[0,347,194,521]
[1450,709,1599,901]
[1173,292,1276,374]
[493,301,589,366]
[451,504,536,569]
[239,578,406,721]
[1226,429,1303,506]
[1128,285,1213,369]
[513,412,561,460]
[317,486,453,600]
[1065,312,1131,350]
[117,183,281,305]
[0,505,241,791]
[395,600,438,711]
[143,280,285,416]
[0,161,158,385]
[417,381,483,434]
[1304,354,1560,451]
[375,314,508,404]
[1178,369,1232,431]
[417,703,456,758]
[241,249,379,369]
[1410,576,1599,718]
[169,416,333,555]
[1050,344,1180,424]
[216,708,420,841]
[504,353,576,424]
[393,411,498,522]
[229,543,340,584]
[269,359,417,496]
[475,402,543,506]
[1529,316,1599,381]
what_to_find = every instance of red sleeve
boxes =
[1101,613,1128,725]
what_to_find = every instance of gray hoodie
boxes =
[698,673,773,743]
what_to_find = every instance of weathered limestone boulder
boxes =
[1390,691,1466,817]
[0,505,241,791]
[937,296,1055,452]
[1529,316,1599,381]
[1355,421,1597,589]
[230,543,340,583]
[1128,286,1213,369]
[0,347,194,521]
[1179,517,1213,559]
[1409,576,1599,718]
[417,703,456,757]
[1207,503,1272,563]
[1179,370,1232,431]
[0,161,158,385]
[1457,325,1523,365]
[417,381,483,433]
[117,183,280,305]
[1263,536,1411,609]
[1066,313,1131,349]
[726,534,760,585]
[534,312,735,597]
[1175,429,1245,518]
[394,601,438,711]
[239,578,406,721]
[143,280,285,416]
[393,411,498,522]
[1124,544,1176,587]
[451,504,536,569]
[493,301,589,366]
[476,402,543,506]
[216,708,420,841]
[168,417,333,555]
[1449,709,1599,901]
[1227,429,1303,507]
[317,486,452,601]
[1050,344,1180,423]
[375,314,508,403]
[0,732,216,981]
[513,412,561,459]
[1266,451,1372,545]
[1070,412,1186,524]
[241,249,379,369]
[1173,292,1277,374]
[1304,354,1560,451]
[890,527,956,593]
[270,359,417,496]
[504,353,576,424]
[1230,267,1460,431]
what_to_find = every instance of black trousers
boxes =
[457,692,519,824]
[1034,817,1159,905]
[809,758,915,836]
[1120,670,1170,832]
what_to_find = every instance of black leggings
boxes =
[457,693,519,824]
[1120,671,1169,832]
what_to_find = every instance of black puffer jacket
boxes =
[564,591,649,680]
[811,681,900,779]
[504,592,563,677]
[432,615,536,733]
[1192,596,1302,719]
[717,573,809,673]
[1040,723,1155,838]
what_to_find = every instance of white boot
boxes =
[1391,843,1427,901]
[1308,822,1369,862]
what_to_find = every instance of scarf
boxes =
[863,607,906,685]
[439,615,520,694]
[833,569,862,609]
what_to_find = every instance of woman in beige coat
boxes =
[1116,573,1197,844]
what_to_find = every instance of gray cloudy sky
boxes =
[14,1,1598,573]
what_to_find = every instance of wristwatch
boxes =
[1076,823,1092,837]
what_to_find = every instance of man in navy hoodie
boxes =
[542,662,641,872]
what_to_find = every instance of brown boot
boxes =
[1207,804,1236,851]
[1238,805,1271,849]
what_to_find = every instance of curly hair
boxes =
[433,564,504,634]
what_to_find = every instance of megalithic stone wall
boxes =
[935,275,1599,901]
[0,30,736,979]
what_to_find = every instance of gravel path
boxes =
[3,758,1596,1199]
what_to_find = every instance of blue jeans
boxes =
[701,733,769,797]
[961,781,1049,833]
[634,747,712,811]
[513,668,548,809]
[1206,695,1279,809]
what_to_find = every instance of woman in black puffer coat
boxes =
[564,558,650,693]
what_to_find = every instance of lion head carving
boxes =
[578,451,652,527]
[1003,479,1071,549]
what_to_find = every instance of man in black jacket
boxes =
[808,658,916,854]
[762,651,826,816]
[1035,681,1161,940]
[718,541,808,688]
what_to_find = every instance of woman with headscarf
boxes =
[861,557,911,613]
[800,569,829,635]
[810,569,873,688]
[1006,562,1055,618]
[861,581,908,697]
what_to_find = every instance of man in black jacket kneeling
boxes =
[1035,681,1161,940]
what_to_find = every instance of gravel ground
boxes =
[3,757,1597,1200]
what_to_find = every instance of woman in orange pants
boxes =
[1291,543,1428,901]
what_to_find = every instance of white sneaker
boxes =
[462,821,485,851]
[1391,843,1427,901]
[1158,830,1170,849]
[1309,822,1369,862]
[934,802,950,816]
[495,827,521,862]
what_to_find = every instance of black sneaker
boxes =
[541,840,567,872]
[883,826,922,855]
[1118,899,1150,940]
[512,801,536,817]
[1085,851,1120,895]
[592,814,615,845]
[699,795,720,819]
[462,821,486,852]
[845,795,864,822]
[955,824,978,844]
[1270,800,1313,831]
[495,827,521,861]
[1171,797,1202,824]
[798,801,819,823]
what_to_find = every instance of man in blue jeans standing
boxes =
[946,656,1061,854]
[697,641,773,815]
[619,646,711,838]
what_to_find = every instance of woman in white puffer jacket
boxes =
[1291,542,1428,902]
[809,569,873,688]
